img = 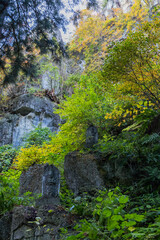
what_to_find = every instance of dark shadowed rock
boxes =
[146,114,160,134]
[19,164,44,196]
[0,114,19,146]
[86,125,98,148]
[97,155,138,186]
[0,212,12,240]
[19,164,60,206]
[64,151,104,195]
[11,205,76,240]
[42,164,60,197]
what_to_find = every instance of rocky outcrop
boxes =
[19,164,60,206]
[11,94,57,117]
[64,151,139,194]
[103,0,133,16]
[11,205,74,240]
[39,53,84,97]
[64,151,104,195]
[0,94,60,147]
[0,114,19,146]
[40,56,62,95]
[9,163,67,240]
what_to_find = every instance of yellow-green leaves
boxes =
[13,141,62,171]
[69,0,149,73]
[55,74,112,150]
[102,17,160,128]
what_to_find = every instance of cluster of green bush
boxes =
[59,187,160,240]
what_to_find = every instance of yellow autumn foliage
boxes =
[13,141,62,171]
[102,13,160,127]
[69,0,149,72]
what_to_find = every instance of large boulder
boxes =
[11,94,57,117]
[19,164,60,206]
[64,151,139,195]
[64,151,104,195]
[11,205,75,240]
[19,164,44,196]
[0,94,60,147]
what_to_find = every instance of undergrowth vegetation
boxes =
[60,188,160,240]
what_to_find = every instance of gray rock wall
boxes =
[64,151,139,195]
[64,151,104,195]
[103,0,133,16]
[10,205,73,240]
[9,164,71,240]
[19,164,60,199]
[103,0,160,16]
[0,94,60,147]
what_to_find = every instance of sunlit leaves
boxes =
[13,141,62,171]
[55,74,113,150]
[102,16,160,128]
[69,0,149,72]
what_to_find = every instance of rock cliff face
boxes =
[0,94,60,147]
[103,0,133,16]
[2,163,71,240]
[40,55,84,97]
[10,205,74,240]
[103,0,160,16]
[19,164,60,199]
[64,152,104,195]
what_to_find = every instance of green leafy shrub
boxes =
[61,188,145,240]
[60,188,160,240]
[59,177,74,210]
[23,125,53,147]
[0,169,21,214]
[98,132,160,192]
[0,145,17,172]
[55,74,113,152]
[70,193,95,218]
[0,168,41,215]
[0,94,9,113]
[65,74,81,87]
